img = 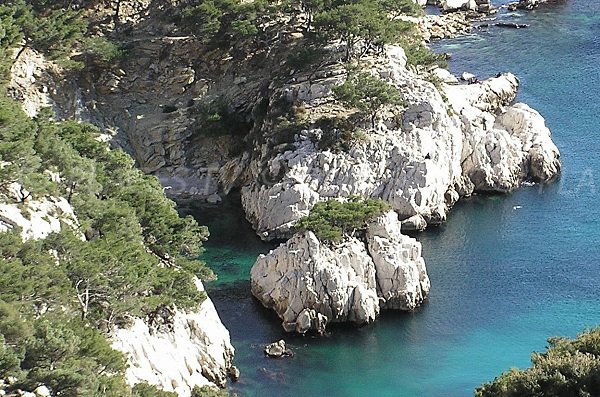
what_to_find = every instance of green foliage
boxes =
[475,327,600,397]
[313,0,418,60]
[132,382,178,397]
[0,4,24,77]
[333,72,404,128]
[21,8,86,61]
[81,36,124,65]
[0,308,129,396]
[0,0,122,72]
[296,197,391,242]
[315,116,365,152]
[399,37,448,68]
[181,0,223,41]
[0,94,214,393]
[180,0,279,45]
[191,385,230,397]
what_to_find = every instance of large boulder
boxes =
[441,0,491,12]
[442,0,476,11]
[250,211,430,334]
[445,76,560,191]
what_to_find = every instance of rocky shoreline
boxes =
[4,0,562,394]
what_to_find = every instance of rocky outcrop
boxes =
[445,76,561,191]
[508,0,565,10]
[441,0,492,13]
[241,46,560,241]
[111,280,235,396]
[250,211,430,334]
[264,340,294,358]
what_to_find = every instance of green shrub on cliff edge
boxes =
[333,71,404,129]
[475,327,600,397]
[296,197,391,242]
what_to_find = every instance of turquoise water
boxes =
[195,2,600,396]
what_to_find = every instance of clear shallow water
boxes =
[193,2,600,396]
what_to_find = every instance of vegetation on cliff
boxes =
[296,197,391,242]
[476,328,600,397]
[0,3,219,394]
[0,99,215,394]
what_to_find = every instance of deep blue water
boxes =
[195,2,600,396]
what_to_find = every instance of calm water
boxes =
[193,2,600,396]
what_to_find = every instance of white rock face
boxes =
[442,0,476,11]
[0,184,77,240]
[251,211,430,333]
[496,103,561,182]
[445,77,561,191]
[8,48,55,118]
[366,212,430,310]
[111,280,235,396]
[242,46,560,241]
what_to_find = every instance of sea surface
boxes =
[192,1,600,395]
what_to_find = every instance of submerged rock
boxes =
[250,211,430,334]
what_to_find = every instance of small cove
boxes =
[190,2,600,395]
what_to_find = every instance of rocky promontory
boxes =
[241,47,560,241]
[251,211,430,334]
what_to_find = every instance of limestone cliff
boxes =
[111,280,235,396]
[0,180,235,396]
[12,2,560,245]
[251,211,430,333]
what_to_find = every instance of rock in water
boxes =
[241,46,560,242]
[250,211,430,334]
[264,340,294,358]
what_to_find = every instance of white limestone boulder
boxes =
[250,211,430,333]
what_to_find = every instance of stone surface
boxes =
[0,183,77,240]
[111,280,235,396]
[241,46,560,241]
[251,211,430,333]
[264,340,294,358]
[442,0,476,11]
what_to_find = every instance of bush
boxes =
[191,385,229,397]
[333,72,404,128]
[296,197,391,242]
[81,36,124,65]
[315,116,365,153]
[475,327,600,397]
[399,38,448,68]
